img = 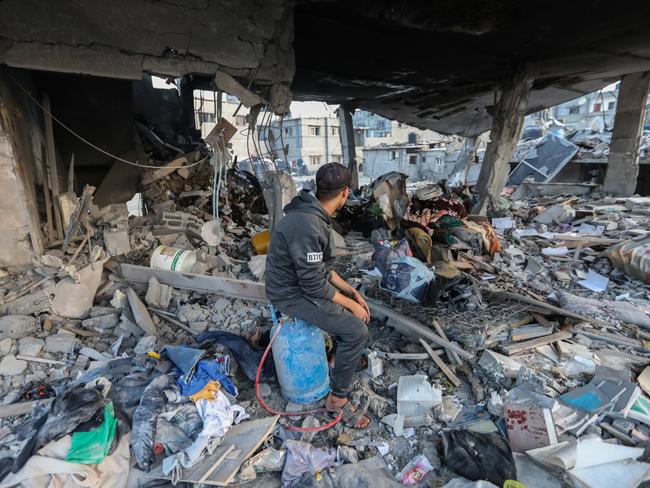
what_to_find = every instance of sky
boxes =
[288,101,339,118]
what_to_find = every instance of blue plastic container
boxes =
[270,308,330,404]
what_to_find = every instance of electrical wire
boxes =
[255,321,344,432]
[9,73,209,170]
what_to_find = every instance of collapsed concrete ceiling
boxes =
[2,0,650,136]
[291,0,650,135]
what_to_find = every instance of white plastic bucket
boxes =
[150,245,197,272]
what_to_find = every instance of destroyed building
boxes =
[1,1,650,487]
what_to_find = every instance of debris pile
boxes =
[2,135,650,487]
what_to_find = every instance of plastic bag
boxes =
[238,447,287,481]
[606,236,650,284]
[380,256,435,303]
[373,238,412,273]
[281,440,338,487]
[66,402,118,464]
[36,387,107,448]
[442,430,516,487]
[397,454,434,485]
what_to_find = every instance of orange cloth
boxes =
[189,380,221,402]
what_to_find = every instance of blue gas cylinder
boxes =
[270,309,330,404]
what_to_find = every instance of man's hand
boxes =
[351,289,370,315]
[349,301,370,324]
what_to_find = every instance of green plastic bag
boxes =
[66,402,117,464]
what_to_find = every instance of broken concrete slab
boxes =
[121,264,268,302]
[51,259,107,318]
[17,337,44,357]
[248,255,266,281]
[103,228,131,256]
[81,313,119,331]
[145,277,172,309]
[45,332,77,354]
[0,355,27,376]
[0,315,37,339]
[126,288,158,336]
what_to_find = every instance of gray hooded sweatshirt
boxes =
[265,189,336,304]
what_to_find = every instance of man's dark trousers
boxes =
[274,296,369,398]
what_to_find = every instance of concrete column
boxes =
[449,135,478,185]
[0,68,45,267]
[603,72,650,196]
[338,105,358,190]
[472,67,533,215]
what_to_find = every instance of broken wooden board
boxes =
[500,331,572,356]
[121,264,267,302]
[148,415,278,486]
[511,324,553,342]
[419,339,461,387]
[366,297,473,359]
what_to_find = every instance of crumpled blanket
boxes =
[0,434,130,488]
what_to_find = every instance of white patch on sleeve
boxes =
[306,252,323,263]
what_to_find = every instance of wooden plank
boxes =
[365,297,473,359]
[511,325,553,342]
[42,93,64,240]
[432,320,462,364]
[0,398,54,418]
[39,145,55,240]
[572,328,642,348]
[150,309,197,336]
[16,355,66,366]
[67,153,75,193]
[419,339,461,387]
[148,415,278,486]
[531,312,554,328]
[121,264,267,302]
[500,331,572,356]
[199,445,236,483]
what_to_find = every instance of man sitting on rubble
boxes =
[266,162,372,429]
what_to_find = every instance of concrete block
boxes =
[0,355,27,376]
[104,228,131,256]
[0,315,37,339]
[81,313,118,331]
[0,338,13,356]
[45,333,77,354]
[145,277,172,309]
[18,337,44,357]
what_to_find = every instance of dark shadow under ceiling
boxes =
[290,0,650,135]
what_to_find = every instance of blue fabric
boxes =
[177,360,238,397]
[163,346,204,375]
[196,330,275,381]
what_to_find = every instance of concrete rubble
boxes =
[1,132,650,488]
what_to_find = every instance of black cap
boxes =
[316,163,351,192]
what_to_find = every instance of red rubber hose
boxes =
[255,322,344,432]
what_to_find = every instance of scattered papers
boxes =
[578,269,609,292]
